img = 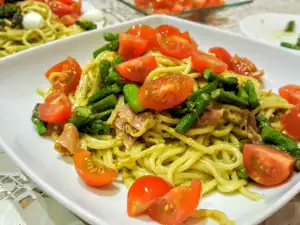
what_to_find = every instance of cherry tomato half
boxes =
[116,56,157,83]
[243,144,295,186]
[127,175,173,217]
[127,24,158,50]
[39,92,72,123]
[209,46,232,68]
[152,0,176,9]
[48,0,73,16]
[134,0,152,7]
[279,84,300,105]
[147,179,203,225]
[281,104,300,140]
[191,51,228,74]
[155,24,181,37]
[157,34,196,59]
[73,151,117,187]
[45,57,82,94]
[138,74,194,110]
[231,54,264,79]
[118,33,148,60]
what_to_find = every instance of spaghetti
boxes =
[59,51,290,200]
[0,1,83,58]
[33,24,297,225]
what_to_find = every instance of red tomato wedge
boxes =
[73,151,117,187]
[157,34,196,59]
[0,0,4,5]
[243,144,295,186]
[39,92,72,123]
[180,31,198,48]
[45,57,82,94]
[127,176,173,217]
[134,0,152,6]
[127,24,158,50]
[58,0,74,5]
[48,0,73,16]
[279,85,300,105]
[231,55,264,79]
[116,56,157,83]
[155,24,181,37]
[118,33,148,60]
[152,0,176,9]
[281,104,300,140]
[138,74,194,110]
[209,47,232,68]
[147,179,203,225]
[191,51,228,74]
[60,14,78,26]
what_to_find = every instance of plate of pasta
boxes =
[0,15,300,225]
[0,0,116,58]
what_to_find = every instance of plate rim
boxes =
[1,14,300,225]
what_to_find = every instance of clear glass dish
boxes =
[116,0,254,19]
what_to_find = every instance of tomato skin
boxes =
[127,176,173,217]
[60,14,77,26]
[152,0,176,9]
[281,104,300,140]
[157,34,196,59]
[191,51,228,74]
[118,33,148,60]
[209,47,232,68]
[73,151,117,187]
[127,24,158,50]
[39,92,72,123]
[48,1,73,16]
[155,24,181,37]
[231,54,264,79]
[116,56,157,83]
[0,0,4,5]
[243,144,295,186]
[58,0,74,5]
[147,179,202,225]
[279,85,300,105]
[180,31,198,48]
[45,57,82,94]
[134,0,152,6]
[138,74,194,110]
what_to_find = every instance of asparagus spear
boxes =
[112,56,124,68]
[31,104,47,136]
[93,41,119,58]
[187,81,217,102]
[105,71,124,86]
[261,126,298,152]
[175,113,199,134]
[244,80,260,109]
[104,33,119,42]
[280,42,300,51]
[284,20,295,32]
[175,94,210,133]
[89,109,113,121]
[204,69,238,91]
[123,84,146,113]
[75,20,97,30]
[237,87,249,102]
[81,119,111,135]
[236,166,249,180]
[256,114,271,130]
[99,60,111,82]
[91,94,117,113]
[211,89,249,108]
[69,106,92,129]
[88,84,121,105]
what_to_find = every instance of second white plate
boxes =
[240,13,300,55]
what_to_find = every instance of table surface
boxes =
[1,0,300,224]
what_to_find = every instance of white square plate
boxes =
[0,15,300,225]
